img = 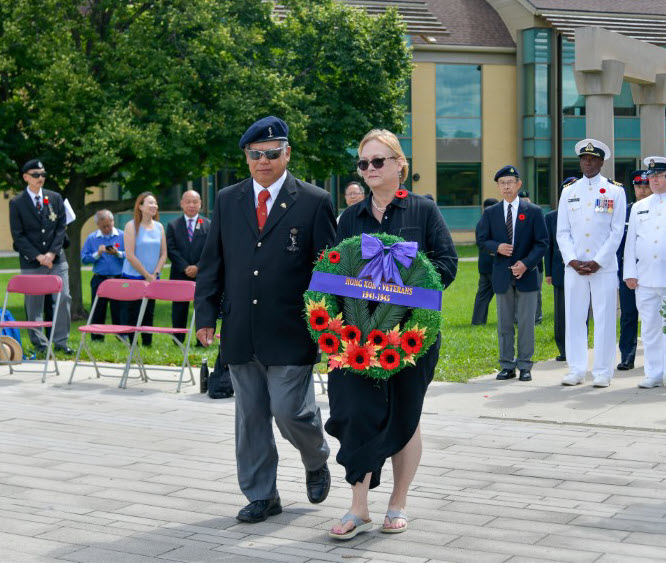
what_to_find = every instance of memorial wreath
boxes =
[304,232,443,380]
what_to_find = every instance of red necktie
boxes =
[257,189,270,231]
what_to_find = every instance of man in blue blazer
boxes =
[545,177,577,361]
[477,166,548,381]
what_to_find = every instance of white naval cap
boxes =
[644,156,666,175]
[574,138,611,161]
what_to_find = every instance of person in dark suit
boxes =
[166,190,210,342]
[617,170,651,371]
[9,159,73,354]
[472,198,498,325]
[194,116,336,524]
[477,166,548,382]
[545,177,577,361]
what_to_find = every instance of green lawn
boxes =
[0,256,19,270]
[2,245,605,382]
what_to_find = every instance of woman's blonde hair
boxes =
[358,129,409,184]
[133,191,159,231]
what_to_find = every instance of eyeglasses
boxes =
[498,180,518,187]
[356,156,397,171]
[246,148,285,161]
[27,172,47,178]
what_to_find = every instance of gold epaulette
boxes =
[611,179,624,187]
[562,179,576,188]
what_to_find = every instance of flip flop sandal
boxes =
[381,508,408,533]
[328,513,373,540]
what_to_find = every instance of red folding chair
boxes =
[0,274,63,382]
[122,279,196,392]
[68,279,148,387]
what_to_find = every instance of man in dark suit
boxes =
[477,166,548,382]
[167,190,210,342]
[9,159,73,354]
[194,116,336,523]
[617,170,651,371]
[545,177,577,361]
[472,198,498,325]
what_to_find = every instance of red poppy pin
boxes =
[395,189,408,199]
[114,242,120,248]
[43,196,49,205]
[198,218,203,224]
[518,213,526,221]
[599,188,606,194]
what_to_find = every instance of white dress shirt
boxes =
[253,171,287,216]
[503,197,519,244]
[623,192,666,287]
[26,187,44,207]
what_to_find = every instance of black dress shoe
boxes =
[306,463,330,504]
[236,497,282,523]
[496,369,516,380]
[519,369,532,381]
[556,354,566,362]
[617,361,634,371]
[55,346,75,355]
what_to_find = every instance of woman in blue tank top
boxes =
[122,192,167,345]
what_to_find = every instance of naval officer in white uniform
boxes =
[623,156,666,388]
[557,139,626,387]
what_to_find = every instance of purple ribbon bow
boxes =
[357,233,418,288]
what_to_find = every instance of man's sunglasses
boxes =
[27,172,47,178]
[356,156,397,171]
[246,148,285,161]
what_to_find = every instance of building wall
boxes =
[411,62,437,199]
[481,64,518,202]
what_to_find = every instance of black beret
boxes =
[494,165,520,182]
[239,116,289,149]
[21,159,45,173]
[630,170,648,185]
[518,190,529,198]
[483,198,498,208]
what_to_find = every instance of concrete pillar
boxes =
[574,59,625,177]
[631,74,666,158]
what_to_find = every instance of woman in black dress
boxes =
[327,129,457,539]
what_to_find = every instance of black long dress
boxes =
[324,190,457,487]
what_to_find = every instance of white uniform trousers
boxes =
[635,285,666,383]
[564,268,617,379]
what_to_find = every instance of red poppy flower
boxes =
[309,308,329,331]
[318,332,339,354]
[379,348,401,370]
[198,218,203,224]
[328,251,341,264]
[518,213,526,221]
[366,329,388,348]
[341,325,361,343]
[395,189,408,199]
[43,196,49,205]
[401,330,424,354]
[114,242,120,248]
[599,188,606,194]
[347,344,371,370]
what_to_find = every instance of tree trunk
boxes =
[64,174,89,320]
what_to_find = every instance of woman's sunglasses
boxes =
[356,156,396,171]
[246,148,285,161]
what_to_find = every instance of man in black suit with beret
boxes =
[9,160,73,354]
[477,166,548,381]
[194,116,336,523]
[166,190,210,343]
[545,177,577,362]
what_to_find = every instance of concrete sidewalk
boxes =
[1,347,666,562]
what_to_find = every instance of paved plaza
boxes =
[1,348,666,562]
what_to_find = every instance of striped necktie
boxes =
[506,203,513,243]
[35,195,42,212]
[187,218,194,242]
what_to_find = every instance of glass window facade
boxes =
[435,64,482,221]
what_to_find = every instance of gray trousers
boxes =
[22,262,71,349]
[229,358,330,502]
[497,282,538,370]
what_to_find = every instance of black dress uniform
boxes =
[166,214,211,342]
[9,187,71,349]
[545,209,566,359]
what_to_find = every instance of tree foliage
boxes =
[0,0,411,316]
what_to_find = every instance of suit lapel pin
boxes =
[280,202,287,209]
